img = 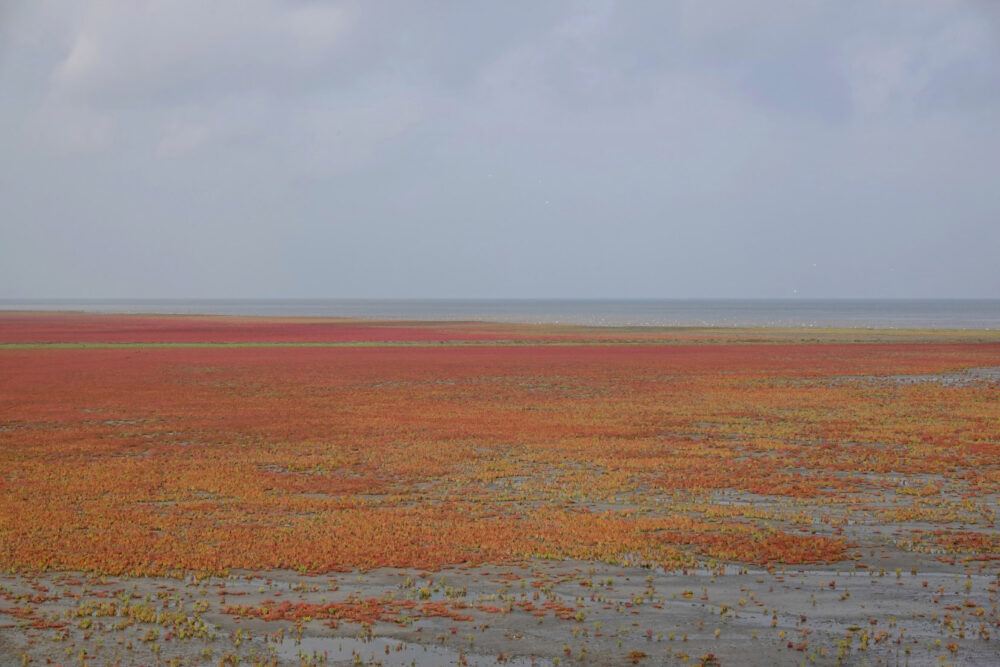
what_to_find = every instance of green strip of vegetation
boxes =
[2,334,999,350]
[1,341,518,350]
[0,340,688,350]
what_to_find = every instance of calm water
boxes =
[1,299,999,329]
[273,635,549,666]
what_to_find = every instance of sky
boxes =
[1,1,999,299]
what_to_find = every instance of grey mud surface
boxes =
[841,366,1000,387]
[2,555,998,666]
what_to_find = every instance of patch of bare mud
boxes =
[2,555,997,666]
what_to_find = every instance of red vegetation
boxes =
[1,313,998,575]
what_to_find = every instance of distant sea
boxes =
[2,299,999,329]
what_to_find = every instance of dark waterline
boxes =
[3,299,1000,329]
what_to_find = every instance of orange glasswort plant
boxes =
[1,313,998,577]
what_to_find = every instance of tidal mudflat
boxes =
[1,313,998,665]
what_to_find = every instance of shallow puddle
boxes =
[274,635,551,666]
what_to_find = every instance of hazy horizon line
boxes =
[3,296,1000,303]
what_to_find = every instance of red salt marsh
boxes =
[0,312,998,665]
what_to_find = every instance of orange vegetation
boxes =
[225,598,473,628]
[1,313,998,575]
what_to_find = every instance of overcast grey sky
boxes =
[1,1,999,299]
